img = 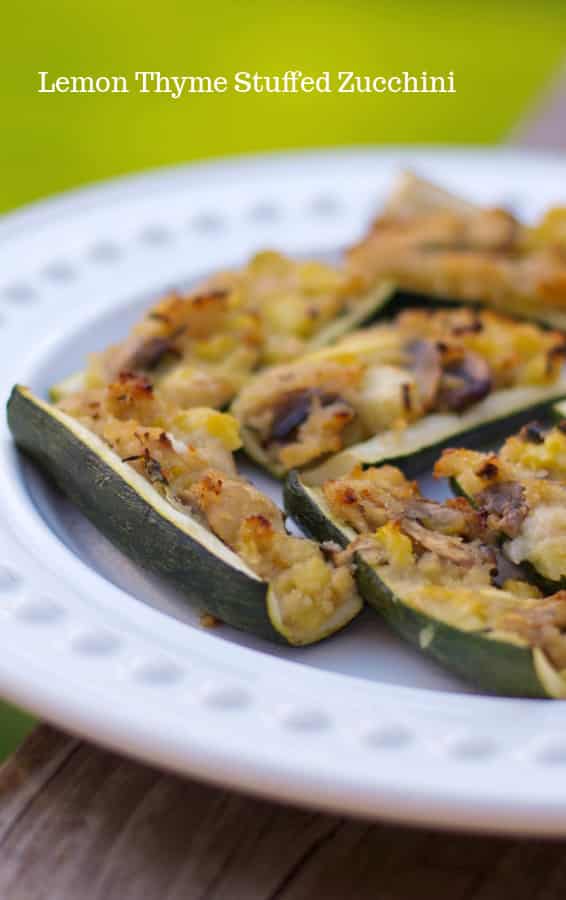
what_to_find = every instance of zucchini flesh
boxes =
[284,469,566,697]
[303,280,395,350]
[234,302,566,482]
[8,387,361,646]
[49,371,87,403]
[259,380,566,485]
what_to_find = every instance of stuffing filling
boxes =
[233,307,565,472]
[435,422,566,584]
[56,374,359,639]
[71,251,366,411]
[318,464,566,672]
[347,172,566,321]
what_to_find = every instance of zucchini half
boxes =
[49,281,396,404]
[389,291,566,334]
[284,471,566,698]
[347,171,566,332]
[7,387,361,646]
[244,380,566,485]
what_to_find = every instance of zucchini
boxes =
[436,422,566,591]
[49,278,396,404]
[354,558,564,698]
[298,382,566,485]
[234,306,566,484]
[284,469,566,697]
[8,386,362,646]
[300,279,395,350]
[388,290,566,334]
[347,171,566,331]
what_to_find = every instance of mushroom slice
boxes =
[400,518,494,570]
[268,389,349,443]
[518,421,547,445]
[475,481,529,539]
[437,349,492,412]
[125,336,180,371]
[403,497,483,539]
[405,339,442,411]
[107,333,181,377]
[269,389,315,443]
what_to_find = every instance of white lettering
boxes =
[235,72,252,93]
[402,72,418,93]
[316,72,332,93]
[135,71,152,93]
[38,71,55,93]
[338,71,355,93]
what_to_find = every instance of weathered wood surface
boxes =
[2,724,566,900]
[1,67,566,900]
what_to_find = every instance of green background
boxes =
[1,0,565,755]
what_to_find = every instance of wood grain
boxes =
[2,725,566,900]
[1,66,566,900]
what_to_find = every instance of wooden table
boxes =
[2,81,566,900]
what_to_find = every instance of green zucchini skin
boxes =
[355,557,550,698]
[7,386,287,643]
[283,470,350,547]
[285,469,553,697]
[516,561,566,595]
[394,400,566,478]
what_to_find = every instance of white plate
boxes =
[3,147,566,837]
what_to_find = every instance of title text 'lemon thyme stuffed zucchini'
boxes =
[284,465,566,697]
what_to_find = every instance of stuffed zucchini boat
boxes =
[233,305,566,483]
[347,170,566,331]
[8,379,362,645]
[284,465,566,697]
[51,252,393,407]
[436,421,566,591]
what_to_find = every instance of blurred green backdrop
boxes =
[1,0,565,754]
[3,0,566,216]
